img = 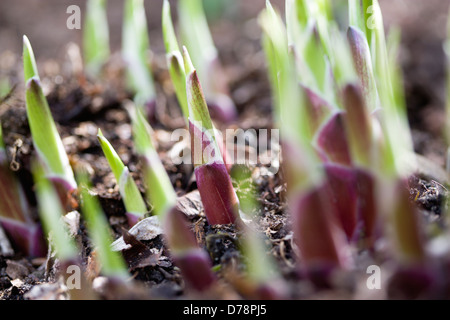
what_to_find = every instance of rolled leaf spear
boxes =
[23,36,77,205]
[178,0,237,124]
[183,47,241,226]
[122,0,157,119]
[83,0,110,77]
[369,0,436,296]
[97,129,148,227]
[162,0,189,124]
[32,159,96,299]
[162,0,233,172]
[260,2,353,284]
[2,35,78,257]
[347,0,426,263]
[129,105,217,292]
[310,16,385,246]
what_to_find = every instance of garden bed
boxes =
[1,0,450,300]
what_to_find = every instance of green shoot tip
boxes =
[182,46,195,76]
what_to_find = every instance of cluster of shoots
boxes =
[260,0,430,290]
[128,68,276,295]
[3,0,449,299]
[8,23,240,295]
[83,0,156,117]
[1,36,130,296]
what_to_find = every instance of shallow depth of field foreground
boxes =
[1,0,450,300]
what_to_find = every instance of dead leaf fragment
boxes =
[121,229,160,271]
[176,190,204,219]
[6,259,33,280]
[111,216,163,251]
[63,211,81,237]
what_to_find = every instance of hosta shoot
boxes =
[128,105,177,220]
[77,169,129,280]
[97,129,147,226]
[179,0,237,123]
[0,123,46,257]
[32,159,78,261]
[162,0,189,122]
[261,2,354,278]
[164,208,217,292]
[122,0,156,114]
[356,2,424,266]
[33,159,98,300]
[83,0,110,76]
[183,47,241,225]
[129,104,216,292]
[162,1,233,170]
[23,36,77,194]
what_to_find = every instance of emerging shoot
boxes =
[122,0,156,116]
[23,36,77,196]
[183,47,241,225]
[129,104,217,292]
[83,0,110,76]
[97,129,147,226]
[0,123,46,257]
[77,168,129,280]
[179,0,237,123]
[162,0,189,121]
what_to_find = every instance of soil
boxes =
[1,0,450,300]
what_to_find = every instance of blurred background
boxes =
[0,0,284,58]
[1,0,450,165]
